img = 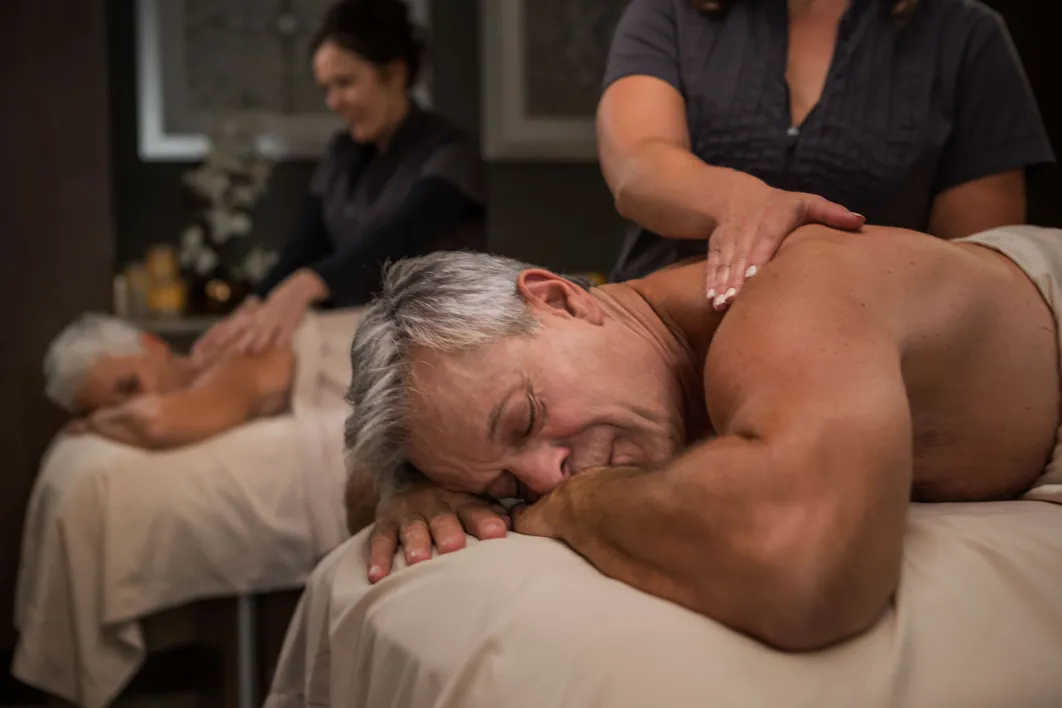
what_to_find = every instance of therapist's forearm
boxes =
[610,141,762,240]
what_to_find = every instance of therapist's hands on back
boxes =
[192,268,328,362]
[705,173,865,310]
[597,76,864,310]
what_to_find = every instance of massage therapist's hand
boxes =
[706,175,865,310]
[367,482,510,584]
[232,269,328,355]
[191,294,263,364]
[193,269,327,361]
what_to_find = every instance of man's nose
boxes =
[512,445,570,497]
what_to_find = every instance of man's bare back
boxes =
[67,337,295,449]
[633,224,1060,504]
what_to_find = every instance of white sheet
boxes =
[12,309,362,708]
[266,500,1062,708]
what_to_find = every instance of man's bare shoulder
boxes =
[623,225,926,346]
[190,346,296,415]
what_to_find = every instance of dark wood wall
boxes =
[0,0,115,650]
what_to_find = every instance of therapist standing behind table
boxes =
[194,0,487,359]
[599,0,1055,307]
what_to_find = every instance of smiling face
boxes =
[403,273,688,502]
[312,40,409,145]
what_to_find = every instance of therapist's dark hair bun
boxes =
[313,0,425,88]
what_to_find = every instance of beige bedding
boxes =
[13,309,361,708]
[266,500,1062,708]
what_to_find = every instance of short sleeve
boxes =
[602,0,682,93]
[934,11,1056,194]
[420,139,487,206]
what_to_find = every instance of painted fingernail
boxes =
[707,289,716,300]
[745,265,758,278]
[723,287,737,303]
[713,294,727,309]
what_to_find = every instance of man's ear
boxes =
[516,270,604,325]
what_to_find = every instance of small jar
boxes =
[145,245,187,318]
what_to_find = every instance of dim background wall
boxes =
[109,0,627,276]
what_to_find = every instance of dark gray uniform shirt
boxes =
[258,104,487,305]
[605,0,1056,281]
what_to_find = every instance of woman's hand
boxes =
[191,295,263,364]
[192,269,327,360]
[365,482,510,584]
[705,176,865,310]
[231,270,327,355]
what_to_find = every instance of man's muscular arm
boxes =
[515,254,912,650]
[80,349,293,449]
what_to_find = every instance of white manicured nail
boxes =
[707,289,716,300]
[724,287,737,302]
[745,265,758,278]
[713,294,727,308]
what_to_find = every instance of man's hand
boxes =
[705,175,864,310]
[367,483,510,584]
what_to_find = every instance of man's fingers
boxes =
[427,511,467,554]
[367,524,398,584]
[399,516,433,566]
[805,197,865,231]
[490,504,514,530]
[457,503,509,540]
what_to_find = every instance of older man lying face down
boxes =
[44,311,353,449]
[344,223,1062,651]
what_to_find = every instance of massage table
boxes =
[12,310,362,708]
[266,497,1062,708]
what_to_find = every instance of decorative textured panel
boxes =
[180,0,336,118]
[482,0,626,160]
[138,0,431,159]
[525,0,625,119]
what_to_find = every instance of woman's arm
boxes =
[254,193,333,297]
[599,0,861,306]
[928,170,1025,240]
[927,11,1053,239]
[599,76,737,240]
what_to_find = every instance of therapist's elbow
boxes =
[605,148,649,223]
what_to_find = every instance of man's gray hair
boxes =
[345,250,590,496]
[44,313,145,411]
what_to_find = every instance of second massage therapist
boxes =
[195,0,487,359]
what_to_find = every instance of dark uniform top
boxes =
[605,0,1056,282]
[257,104,487,305]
